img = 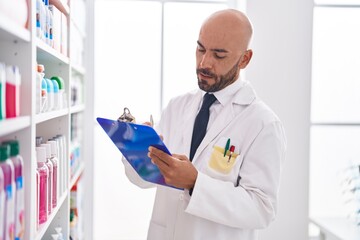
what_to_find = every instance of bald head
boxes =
[200,9,253,52]
[195,9,254,92]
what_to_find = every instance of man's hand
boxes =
[148,147,198,189]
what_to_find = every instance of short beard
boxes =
[197,59,240,92]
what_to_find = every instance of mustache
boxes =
[196,68,216,78]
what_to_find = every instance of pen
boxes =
[228,145,235,163]
[150,114,154,127]
[224,138,230,157]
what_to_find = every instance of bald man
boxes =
[123,9,286,240]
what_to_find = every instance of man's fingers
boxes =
[149,147,173,165]
[172,154,189,161]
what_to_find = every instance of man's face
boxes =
[195,14,250,92]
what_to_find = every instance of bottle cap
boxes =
[0,145,9,161]
[36,136,43,147]
[46,79,53,93]
[52,80,59,93]
[37,64,45,73]
[36,147,46,163]
[40,143,52,159]
[1,140,19,156]
[51,76,64,90]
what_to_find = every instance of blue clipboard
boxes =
[96,117,176,188]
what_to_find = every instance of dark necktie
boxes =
[189,93,217,161]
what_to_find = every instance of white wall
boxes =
[246,1,313,239]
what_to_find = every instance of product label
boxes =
[0,189,5,240]
[5,185,15,240]
[15,176,24,239]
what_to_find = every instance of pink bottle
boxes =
[36,147,48,224]
[40,144,53,215]
[47,141,58,208]
[0,145,15,240]
[2,140,24,240]
[0,168,5,240]
[5,65,21,118]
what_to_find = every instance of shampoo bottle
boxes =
[0,63,6,120]
[36,147,48,224]
[47,140,58,208]
[40,144,53,214]
[2,140,24,240]
[0,145,15,240]
[0,168,5,240]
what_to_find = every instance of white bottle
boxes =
[41,0,47,41]
[47,140,59,208]
[56,135,67,194]
[52,137,63,196]
[51,79,60,110]
[46,78,54,112]
[36,64,45,114]
[36,0,42,38]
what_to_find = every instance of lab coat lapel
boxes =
[191,102,234,164]
[182,91,203,157]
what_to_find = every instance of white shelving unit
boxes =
[0,0,94,239]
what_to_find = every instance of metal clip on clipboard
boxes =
[117,107,136,123]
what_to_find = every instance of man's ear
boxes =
[239,49,253,69]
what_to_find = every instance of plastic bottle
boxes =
[52,136,63,195]
[41,78,48,113]
[40,144,53,214]
[56,135,66,193]
[36,64,45,114]
[35,136,43,147]
[51,80,60,110]
[44,0,52,46]
[0,63,6,120]
[36,171,39,229]
[0,145,15,240]
[5,65,21,118]
[41,0,47,41]
[2,140,24,240]
[36,147,48,224]
[51,76,64,110]
[45,78,54,112]
[36,0,42,38]
[0,168,5,240]
[47,140,58,208]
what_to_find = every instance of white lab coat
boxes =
[122,80,286,240]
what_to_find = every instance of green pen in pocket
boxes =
[224,138,230,157]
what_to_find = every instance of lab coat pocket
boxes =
[209,145,239,174]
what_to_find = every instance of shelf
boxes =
[0,116,31,137]
[0,15,30,42]
[71,64,86,76]
[70,162,85,189]
[70,104,85,114]
[35,109,69,124]
[310,216,360,240]
[311,122,360,126]
[36,38,70,65]
[35,193,68,240]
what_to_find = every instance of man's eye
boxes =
[198,48,205,53]
[215,54,226,59]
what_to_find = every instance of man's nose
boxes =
[199,53,214,69]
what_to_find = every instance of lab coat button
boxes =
[179,193,184,201]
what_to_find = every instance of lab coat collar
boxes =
[207,79,257,107]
